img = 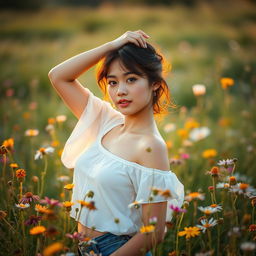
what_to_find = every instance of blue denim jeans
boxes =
[78,232,152,256]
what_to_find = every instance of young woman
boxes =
[48,30,184,256]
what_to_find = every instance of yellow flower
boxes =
[29,225,46,235]
[177,129,189,140]
[10,163,18,168]
[178,226,200,239]
[140,225,155,234]
[64,183,74,190]
[159,189,172,199]
[185,119,200,130]
[48,118,55,124]
[35,204,53,214]
[43,242,64,256]
[220,77,234,89]
[62,201,74,208]
[77,200,97,210]
[185,192,205,202]
[202,149,217,159]
[25,129,39,137]
[2,138,14,150]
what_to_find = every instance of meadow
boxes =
[0,2,256,255]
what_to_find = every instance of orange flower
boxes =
[202,149,217,158]
[48,118,55,124]
[29,225,46,235]
[43,242,64,256]
[2,138,14,151]
[185,119,200,130]
[25,129,39,137]
[220,77,234,89]
[159,189,172,199]
[10,163,18,168]
[239,183,249,190]
[140,225,155,234]
[229,176,237,185]
[185,192,205,202]
[178,226,200,239]
[64,184,74,190]
[177,129,189,140]
[77,200,97,210]
[62,201,74,208]
[35,204,53,214]
[16,169,26,179]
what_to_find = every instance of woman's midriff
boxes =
[78,222,108,239]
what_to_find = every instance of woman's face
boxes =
[106,59,154,115]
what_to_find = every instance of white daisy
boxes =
[198,206,219,215]
[196,217,218,233]
[35,146,55,160]
[240,242,256,251]
[15,203,30,209]
[189,127,211,142]
[216,182,230,189]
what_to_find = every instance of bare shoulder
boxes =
[135,134,170,171]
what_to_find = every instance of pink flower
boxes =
[40,197,62,207]
[169,204,187,213]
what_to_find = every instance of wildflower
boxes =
[240,242,256,251]
[149,217,158,225]
[9,163,18,168]
[229,183,256,196]
[163,123,176,133]
[56,115,67,123]
[248,224,256,232]
[177,129,189,140]
[229,176,237,185]
[16,169,26,179]
[77,200,97,210]
[63,201,74,211]
[206,166,220,178]
[202,149,217,159]
[192,84,206,96]
[217,158,236,168]
[216,182,230,189]
[128,200,144,209]
[57,175,70,182]
[15,203,30,209]
[34,146,54,160]
[189,127,211,142]
[169,204,187,213]
[0,145,8,155]
[43,242,64,256]
[185,192,205,202]
[29,225,46,235]
[66,232,85,241]
[159,189,173,199]
[185,118,200,130]
[20,192,40,204]
[218,117,231,127]
[166,140,173,149]
[196,217,218,233]
[40,197,62,207]
[35,204,53,214]
[48,118,55,124]
[64,183,75,190]
[2,138,14,151]
[31,176,39,183]
[25,129,39,137]
[220,77,234,89]
[24,215,42,226]
[140,225,155,234]
[178,226,201,239]
[45,124,55,133]
[198,206,220,215]
[180,153,190,159]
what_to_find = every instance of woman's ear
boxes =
[152,81,161,91]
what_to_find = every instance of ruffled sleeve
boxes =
[131,169,184,221]
[61,88,123,169]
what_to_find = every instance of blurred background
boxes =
[1,1,256,255]
[1,0,256,193]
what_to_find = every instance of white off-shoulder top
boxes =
[61,88,184,236]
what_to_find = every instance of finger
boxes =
[128,37,141,48]
[136,30,150,38]
[133,33,147,48]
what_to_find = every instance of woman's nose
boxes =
[117,83,128,95]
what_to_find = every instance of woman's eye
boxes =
[108,81,116,86]
[128,77,137,82]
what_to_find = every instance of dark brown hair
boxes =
[95,42,175,120]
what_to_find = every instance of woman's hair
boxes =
[95,42,175,119]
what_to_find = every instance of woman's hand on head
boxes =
[110,30,150,50]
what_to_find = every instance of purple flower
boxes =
[169,204,187,213]
[40,196,62,207]
[20,192,40,204]
[66,232,85,241]
[24,215,42,226]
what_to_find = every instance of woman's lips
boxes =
[118,101,132,107]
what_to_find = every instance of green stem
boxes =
[175,211,185,256]
[39,156,48,197]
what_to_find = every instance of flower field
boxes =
[0,2,256,256]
